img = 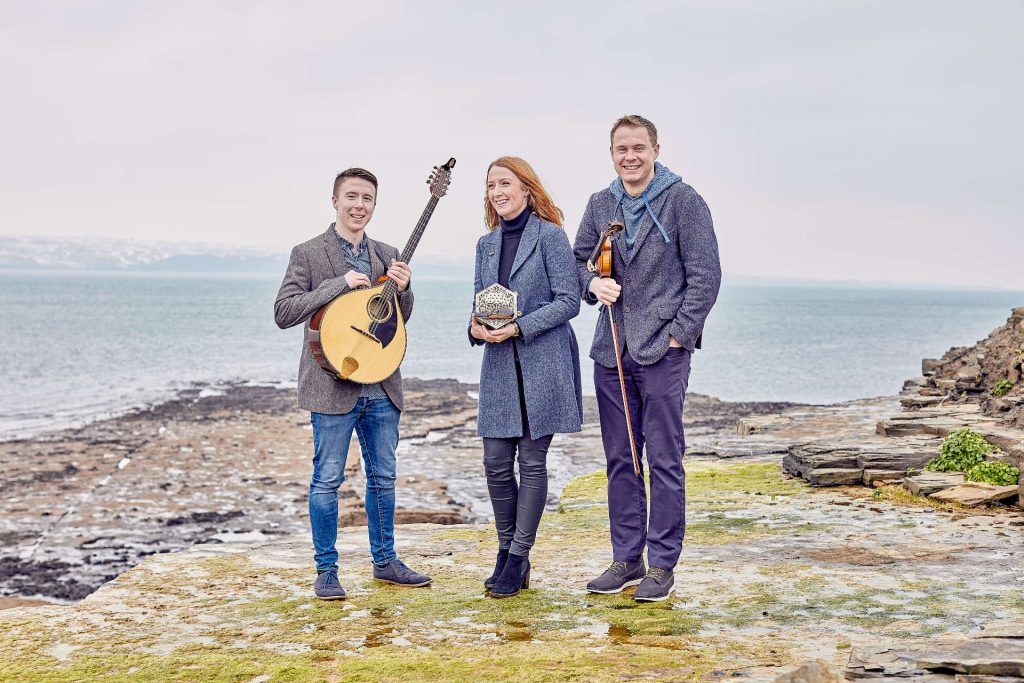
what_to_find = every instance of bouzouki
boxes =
[307,158,455,384]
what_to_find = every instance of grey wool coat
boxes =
[471,215,584,439]
[274,226,414,414]
[573,180,721,368]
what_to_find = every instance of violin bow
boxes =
[588,222,641,477]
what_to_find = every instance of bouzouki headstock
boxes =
[427,158,456,199]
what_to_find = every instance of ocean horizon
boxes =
[1,269,1021,441]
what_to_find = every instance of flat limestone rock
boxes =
[904,472,965,496]
[901,395,947,409]
[785,443,862,469]
[847,639,1024,679]
[930,483,1019,507]
[800,467,865,487]
[773,660,842,683]
[863,469,907,485]
[857,448,936,472]
[877,417,966,437]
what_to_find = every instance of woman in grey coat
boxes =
[470,156,584,598]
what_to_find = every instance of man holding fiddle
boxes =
[573,115,721,602]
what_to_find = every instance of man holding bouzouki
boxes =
[574,115,721,602]
[275,165,447,600]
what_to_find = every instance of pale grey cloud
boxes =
[1,1,1021,287]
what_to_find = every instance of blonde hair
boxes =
[484,156,564,230]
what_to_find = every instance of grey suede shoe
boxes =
[373,558,432,587]
[586,558,646,594]
[314,570,346,600]
[634,566,675,602]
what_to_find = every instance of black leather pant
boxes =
[482,432,552,556]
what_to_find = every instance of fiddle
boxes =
[587,220,641,476]
[587,221,624,278]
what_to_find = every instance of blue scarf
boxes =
[609,162,681,251]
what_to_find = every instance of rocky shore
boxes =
[1,459,1021,681]
[3,308,1023,680]
[0,378,796,604]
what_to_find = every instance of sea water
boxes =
[0,270,1020,440]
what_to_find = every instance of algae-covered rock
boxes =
[2,461,1023,682]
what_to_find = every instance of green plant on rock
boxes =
[966,460,1020,486]
[925,428,1001,472]
[992,378,1014,397]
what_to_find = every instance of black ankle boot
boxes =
[484,549,510,590]
[488,552,530,598]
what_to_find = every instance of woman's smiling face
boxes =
[486,165,530,220]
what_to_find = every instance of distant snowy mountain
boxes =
[0,235,287,273]
[0,234,472,277]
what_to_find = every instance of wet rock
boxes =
[929,483,1019,507]
[164,510,244,527]
[1,382,791,601]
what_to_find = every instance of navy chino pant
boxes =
[594,346,691,570]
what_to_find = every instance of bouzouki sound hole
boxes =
[366,295,393,323]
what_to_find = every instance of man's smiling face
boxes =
[332,178,376,234]
[611,125,659,193]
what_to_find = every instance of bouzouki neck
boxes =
[376,158,455,301]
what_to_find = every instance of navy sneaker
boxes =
[314,570,346,600]
[373,558,432,587]
[586,558,646,594]
[633,566,675,602]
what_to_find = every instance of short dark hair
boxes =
[333,167,378,198]
[610,114,658,147]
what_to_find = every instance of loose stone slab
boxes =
[862,469,907,485]
[847,638,1024,679]
[904,472,965,496]
[1019,474,1023,509]
[802,467,865,486]
[857,448,937,472]
[930,483,1019,507]
[773,660,842,683]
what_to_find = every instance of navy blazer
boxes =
[471,214,584,439]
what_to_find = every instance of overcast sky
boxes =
[2,1,1021,288]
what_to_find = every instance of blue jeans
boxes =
[309,397,400,571]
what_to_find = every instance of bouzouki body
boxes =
[307,158,454,384]
[308,283,408,384]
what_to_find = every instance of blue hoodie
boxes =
[609,161,682,259]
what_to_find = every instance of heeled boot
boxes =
[488,552,530,598]
[484,549,510,591]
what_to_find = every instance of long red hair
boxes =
[484,156,564,230]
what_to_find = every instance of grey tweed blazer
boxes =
[274,226,414,414]
[573,180,721,368]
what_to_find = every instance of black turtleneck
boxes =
[497,206,531,288]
